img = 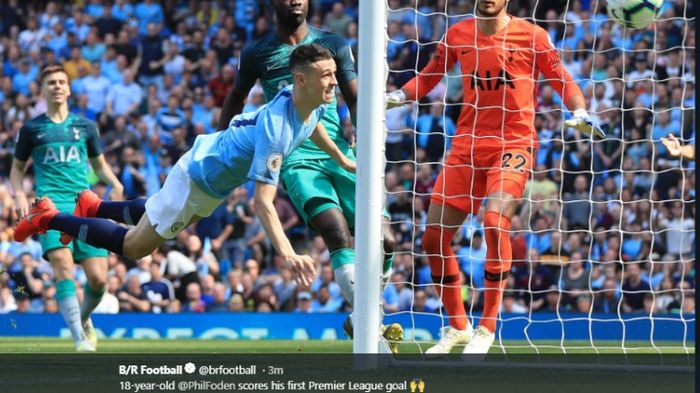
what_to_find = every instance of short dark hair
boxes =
[39,64,69,84]
[289,43,333,72]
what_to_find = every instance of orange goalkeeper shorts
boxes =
[430,146,533,214]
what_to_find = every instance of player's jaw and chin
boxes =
[476,0,508,17]
[273,0,308,29]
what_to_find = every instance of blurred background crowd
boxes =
[0,0,695,319]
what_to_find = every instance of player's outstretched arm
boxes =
[387,38,455,110]
[89,155,124,201]
[534,29,604,139]
[310,123,356,173]
[662,133,695,160]
[253,182,316,286]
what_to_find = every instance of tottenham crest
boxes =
[267,153,283,172]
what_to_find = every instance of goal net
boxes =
[380,0,695,354]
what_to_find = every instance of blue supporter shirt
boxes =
[187,85,326,199]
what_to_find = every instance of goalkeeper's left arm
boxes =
[534,28,605,139]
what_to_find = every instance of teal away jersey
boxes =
[237,27,357,163]
[14,113,102,203]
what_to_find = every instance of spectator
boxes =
[113,30,138,66]
[457,231,486,290]
[294,291,313,313]
[207,282,229,312]
[207,64,235,108]
[134,0,164,35]
[224,268,244,299]
[384,270,413,312]
[95,5,124,39]
[310,284,343,313]
[182,282,206,313]
[411,289,437,313]
[311,264,343,302]
[560,255,589,308]
[162,41,186,84]
[77,62,111,115]
[563,175,592,229]
[183,29,207,72]
[105,69,143,118]
[228,292,246,312]
[103,115,141,158]
[117,275,151,312]
[156,96,186,144]
[273,265,298,311]
[501,293,528,313]
[126,255,152,284]
[12,60,38,96]
[622,263,652,312]
[138,23,166,90]
[324,2,354,38]
[81,32,106,63]
[659,201,694,258]
[186,235,219,279]
[141,260,174,313]
[0,287,18,314]
[8,252,44,308]
[18,17,45,53]
[415,102,456,163]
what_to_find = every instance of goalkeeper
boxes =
[387,0,603,355]
[14,44,353,289]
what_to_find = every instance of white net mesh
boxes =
[382,0,695,354]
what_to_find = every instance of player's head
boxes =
[476,0,509,17]
[290,43,336,105]
[39,65,71,105]
[271,0,308,30]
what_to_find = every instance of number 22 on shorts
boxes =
[500,151,528,173]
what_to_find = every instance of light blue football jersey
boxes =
[187,85,326,199]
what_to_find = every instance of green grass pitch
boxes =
[0,337,693,354]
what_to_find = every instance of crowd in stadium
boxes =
[0,0,694,318]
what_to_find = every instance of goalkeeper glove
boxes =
[564,109,606,139]
[385,90,406,109]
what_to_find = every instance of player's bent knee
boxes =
[87,276,107,291]
[483,210,512,230]
[47,249,74,279]
[322,226,352,251]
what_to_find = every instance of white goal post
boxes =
[353,0,388,355]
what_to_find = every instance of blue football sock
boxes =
[97,199,147,225]
[49,214,127,255]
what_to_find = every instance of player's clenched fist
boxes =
[284,254,317,287]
